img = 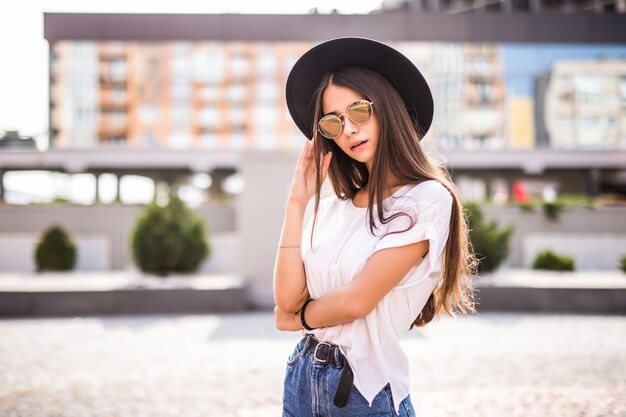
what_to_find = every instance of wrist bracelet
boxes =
[300,298,315,331]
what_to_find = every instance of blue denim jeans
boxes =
[282,337,417,417]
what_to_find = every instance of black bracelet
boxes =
[300,298,315,331]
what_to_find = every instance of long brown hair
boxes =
[309,66,477,327]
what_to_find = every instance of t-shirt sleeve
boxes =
[372,182,453,285]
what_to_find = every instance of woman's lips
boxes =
[351,140,368,151]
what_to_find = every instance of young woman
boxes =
[273,37,477,417]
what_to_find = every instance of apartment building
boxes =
[544,59,626,149]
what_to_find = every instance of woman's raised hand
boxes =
[288,140,332,205]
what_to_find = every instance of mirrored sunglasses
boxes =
[317,100,374,140]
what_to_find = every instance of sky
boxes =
[501,43,626,97]
[0,0,385,145]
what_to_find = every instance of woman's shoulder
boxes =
[405,180,452,205]
[316,193,343,212]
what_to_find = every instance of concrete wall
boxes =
[482,206,626,270]
[1,151,625,308]
[238,151,626,306]
[238,150,305,308]
[0,204,236,272]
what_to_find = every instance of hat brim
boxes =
[286,37,433,141]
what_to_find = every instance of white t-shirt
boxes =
[301,180,453,413]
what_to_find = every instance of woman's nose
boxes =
[342,117,358,136]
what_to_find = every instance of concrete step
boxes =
[0,272,249,317]
[474,269,626,314]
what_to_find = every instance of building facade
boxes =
[544,59,626,149]
[51,41,312,150]
[53,39,626,154]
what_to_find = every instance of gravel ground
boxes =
[1,311,625,417]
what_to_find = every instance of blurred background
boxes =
[0,0,625,303]
[1,2,625,417]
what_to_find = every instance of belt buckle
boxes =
[313,341,332,364]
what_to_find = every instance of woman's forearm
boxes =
[274,287,357,332]
[275,240,429,332]
[302,287,360,329]
[273,199,309,313]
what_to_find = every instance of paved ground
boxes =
[1,311,625,417]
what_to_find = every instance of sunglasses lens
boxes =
[318,116,342,139]
[347,100,373,124]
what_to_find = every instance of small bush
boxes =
[532,249,575,271]
[35,225,77,271]
[131,195,210,275]
[620,254,626,274]
[542,201,563,222]
[464,201,514,273]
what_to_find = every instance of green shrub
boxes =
[532,249,575,271]
[464,201,514,273]
[35,225,77,271]
[620,254,626,274]
[542,201,563,222]
[130,195,210,275]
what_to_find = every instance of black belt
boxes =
[303,334,354,408]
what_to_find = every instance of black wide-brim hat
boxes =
[286,37,433,141]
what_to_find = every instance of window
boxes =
[139,105,157,123]
[257,82,279,102]
[226,84,248,103]
[200,106,220,126]
[172,106,190,126]
[171,83,191,101]
[253,106,279,131]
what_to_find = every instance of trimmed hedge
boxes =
[532,249,575,271]
[35,225,77,271]
[130,195,210,275]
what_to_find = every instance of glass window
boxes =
[192,49,211,82]
[230,132,246,149]
[257,54,276,77]
[257,82,279,102]
[231,56,249,78]
[229,107,246,126]
[226,84,248,102]
[170,130,191,149]
[110,88,126,103]
[139,105,157,123]
[201,132,219,149]
[253,106,279,130]
[578,115,600,128]
[142,132,157,148]
[110,59,127,81]
[200,106,220,126]
[172,106,190,126]
[619,76,626,106]
[206,47,226,83]
[172,56,190,78]
[109,111,126,129]
[202,85,219,102]
[574,75,602,104]
[171,83,191,101]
